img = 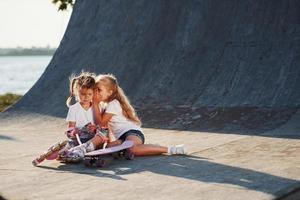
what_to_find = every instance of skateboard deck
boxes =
[84,140,134,167]
[32,140,68,166]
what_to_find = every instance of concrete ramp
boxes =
[3,0,300,135]
[0,1,299,199]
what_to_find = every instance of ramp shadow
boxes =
[36,155,299,197]
[112,155,299,196]
[37,164,127,181]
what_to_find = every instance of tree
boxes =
[52,0,74,11]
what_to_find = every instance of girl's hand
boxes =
[93,88,101,105]
[87,123,97,133]
[65,127,79,139]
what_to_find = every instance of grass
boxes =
[0,93,22,112]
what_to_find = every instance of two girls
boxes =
[65,73,187,159]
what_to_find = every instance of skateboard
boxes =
[32,140,68,166]
[84,140,134,167]
[32,126,109,166]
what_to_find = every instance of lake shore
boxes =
[0,55,51,95]
[0,47,55,56]
[0,93,22,112]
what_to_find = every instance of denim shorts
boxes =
[119,130,145,144]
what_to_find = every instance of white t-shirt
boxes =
[66,102,94,128]
[104,99,142,139]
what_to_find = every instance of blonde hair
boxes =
[66,71,96,107]
[96,74,142,126]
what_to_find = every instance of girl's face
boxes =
[95,83,112,102]
[78,87,93,105]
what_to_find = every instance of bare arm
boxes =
[68,122,76,128]
[66,121,78,139]
[92,102,103,126]
[107,124,116,142]
[92,89,114,126]
[92,89,104,126]
[92,105,113,126]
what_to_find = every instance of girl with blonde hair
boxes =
[90,74,187,156]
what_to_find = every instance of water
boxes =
[0,56,52,95]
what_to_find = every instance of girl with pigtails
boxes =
[58,71,113,161]
[33,71,105,165]
[63,71,96,146]
[92,74,187,156]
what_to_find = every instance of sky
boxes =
[0,0,72,48]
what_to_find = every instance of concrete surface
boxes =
[0,119,299,200]
[1,0,300,199]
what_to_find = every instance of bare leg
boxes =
[91,134,106,149]
[91,135,123,149]
[126,135,168,156]
[131,144,168,156]
[107,140,122,148]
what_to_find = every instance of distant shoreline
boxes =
[0,47,56,56]
[0,54,54,57]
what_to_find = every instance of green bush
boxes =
[0,93,22,112]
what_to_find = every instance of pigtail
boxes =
[66,75,77,107]
[66,71,96,107]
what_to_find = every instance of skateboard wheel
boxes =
[84,159,92,167]
[32,160,39,166]
[112,152,121,159]
[124,151,134,160]
[96,159,107,167]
